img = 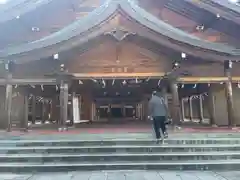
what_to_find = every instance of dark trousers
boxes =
[153,116,166,139]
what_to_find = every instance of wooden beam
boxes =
[72,72,165,78]
[0,75,239,86]
[179,77,240,83]
[0,79,57,85]
[73,73,240,82]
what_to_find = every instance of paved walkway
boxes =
[1,171,239,180]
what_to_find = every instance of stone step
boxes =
[0,151,239,163]
[2,132,240,140]
[1,138,240,147]
[0,144,239,154]
[0,160,240,172]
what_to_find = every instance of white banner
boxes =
[72,96,80,123]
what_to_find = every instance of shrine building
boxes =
[0,0,240,131]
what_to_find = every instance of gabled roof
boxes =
[0,0,53,23]
[1,0,240,62]
[206,0,240,14]
[184,0,240,25]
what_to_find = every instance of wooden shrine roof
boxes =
[0,0,239,50]
[138,0,240,47]
[0,0,103,49]
[0,0,240,63]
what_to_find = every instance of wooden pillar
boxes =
[82,91,93,121]
[224,60,235,127]
[69,92,76,125]
[181,98,185,121]
[161,87,168,108]
[79,95,82,121]
[41,101,45,123]
[122,103,126,118]
[189,97,193,121]
[32,95,36,124]
[59,81,68,129]
[23,95,29,131]
[170,81,181,126]
[198,95,204,123]
[5,61,14,132]
[5,82,13,132]
[143,94,150,121]
[207,86,216,126]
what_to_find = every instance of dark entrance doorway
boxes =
[111,107,123,118]
[97,106,109,119]
[125,105,136,118]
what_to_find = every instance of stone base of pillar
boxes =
[211,124,218,128]
[21,128,28,132]
[229,124,237,128]
[58,127,68,132]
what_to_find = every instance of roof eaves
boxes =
[0,0,239,59]
[121,0,239,55]
[0,0,54,23]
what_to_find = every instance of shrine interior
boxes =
[25,78,214,129]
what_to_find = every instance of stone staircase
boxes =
[0,137,240,172]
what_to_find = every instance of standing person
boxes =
[148,91,169,143]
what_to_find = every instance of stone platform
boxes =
[0,129,239,172]
[1,171,240,180]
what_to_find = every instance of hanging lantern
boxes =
[53,53,59,60]
[172,61,180,69]
[181,52,186,59]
